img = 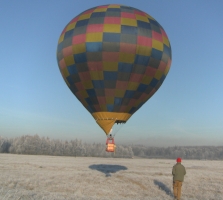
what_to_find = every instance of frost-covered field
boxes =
[0,154,222,200]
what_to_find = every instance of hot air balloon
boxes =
[56,4,172,137]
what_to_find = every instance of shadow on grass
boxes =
[89,164,128,177]
[153,180,173,197]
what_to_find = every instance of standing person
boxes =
[172,157,186,200]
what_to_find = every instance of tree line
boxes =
[0,135,223,160]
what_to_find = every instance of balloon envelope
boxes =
[57,4,172,135]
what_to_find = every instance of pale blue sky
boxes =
[0,0,222,146]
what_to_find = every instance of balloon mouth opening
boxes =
[115,120,126,124]
[92,112,131,135]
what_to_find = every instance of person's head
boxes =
[176,157,182,163]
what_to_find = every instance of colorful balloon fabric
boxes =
[57,4,172,135]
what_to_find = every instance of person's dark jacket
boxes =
[172,163,186,182]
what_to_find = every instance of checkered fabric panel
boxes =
[57,4,172,114]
